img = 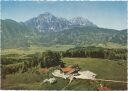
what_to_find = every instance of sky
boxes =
[1,1,127,30]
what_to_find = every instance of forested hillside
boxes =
[38,26,126,46]
[1,19,37,48]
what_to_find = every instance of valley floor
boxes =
[1,58,127,90]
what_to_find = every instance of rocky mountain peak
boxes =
[25,12,97,32]
[70,17,97,27]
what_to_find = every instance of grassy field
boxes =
[1,45,75,55]
[2,43,126,55]
[1,58,127,90]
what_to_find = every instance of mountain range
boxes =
[25,12,97,32]
[1,12,127,49]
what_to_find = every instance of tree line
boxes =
[62,46,127,60]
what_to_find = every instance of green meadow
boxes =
[1,57,127,90]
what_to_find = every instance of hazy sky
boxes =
[1,1,127,30]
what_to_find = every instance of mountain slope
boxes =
[37,26,126,46]
[1,19,36,48]
[109,29,127,45]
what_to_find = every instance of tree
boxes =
[40,51,63,68]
